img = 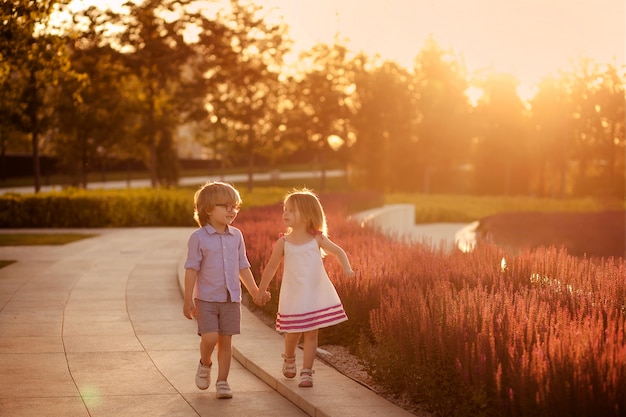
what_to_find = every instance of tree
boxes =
[0,63,29,182]
[472,72,531,195]
[207,0,289,191]
[106,0,222,187]
[530,75,573,197]
[566,59,625,197]
[592,64,625,197]
[292,41,355,190]
[0,0,78,192]
[52,6,132,188]
[412,38,472,193]
[350,55,418,192]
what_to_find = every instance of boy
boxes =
[183,181,269,399]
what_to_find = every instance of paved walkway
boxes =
[0,170,346,195]
[0,228,416,417]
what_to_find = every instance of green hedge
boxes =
[0,188,198,228]
[0,186,383,228]
[4,185,621,228]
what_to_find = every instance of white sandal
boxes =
[282,353,296,379]
[298,368,314,387]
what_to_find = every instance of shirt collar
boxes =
[204,224,233,235]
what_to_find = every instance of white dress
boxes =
[276,238,348,333]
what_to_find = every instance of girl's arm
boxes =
[317,235,356,278]
[254,238,285,304]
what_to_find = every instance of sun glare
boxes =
[465,86,483,107]
[67,0,624,94]
[327,134,344,151]
[517,84,538,105]
[278,0,623,91]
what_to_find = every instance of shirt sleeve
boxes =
[184,232,202,270]
[238,231,252,270]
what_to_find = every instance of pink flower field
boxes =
[238,194,626,417]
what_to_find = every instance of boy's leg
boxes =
[213,302,239,398]
[216,334,232,382]
[200,332,218,366]
[195,332,218,390]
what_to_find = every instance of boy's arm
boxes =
[239,267,259,299]
[183,268,198,319]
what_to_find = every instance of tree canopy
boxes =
[1,0,623,198]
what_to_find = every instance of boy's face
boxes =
[208,202,240,229]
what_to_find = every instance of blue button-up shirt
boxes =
[184,224,251,303]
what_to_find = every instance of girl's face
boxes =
[282,201,302,228]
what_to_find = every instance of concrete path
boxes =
[0,228,415,417]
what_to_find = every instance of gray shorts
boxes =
[195,299,241,336]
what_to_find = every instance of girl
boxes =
[254,189,355,387]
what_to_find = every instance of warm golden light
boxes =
[327,134,344,151]
[465,86,483,107]
[267,0,624,101]
[74,0,624,102]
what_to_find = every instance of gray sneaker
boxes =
[216,380,233,399]
[195,360,211,390]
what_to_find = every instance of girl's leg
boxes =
[283,332,302,357]
[282,332,301,378]
[216,334,233,382]
[298,330,318,387]
[301,329,318,370]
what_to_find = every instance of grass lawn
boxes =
[0,233,97,269]
[0,233,97,246]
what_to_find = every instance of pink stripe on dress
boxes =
[276,304,347,332]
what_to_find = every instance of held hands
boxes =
[253,290,271,306]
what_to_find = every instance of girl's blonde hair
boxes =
[193,181,242,227]
[284,188,328,236]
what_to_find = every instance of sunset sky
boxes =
[268,0,624,85]
[78,0,625,92]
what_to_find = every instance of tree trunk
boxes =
[31,130,40,193]
[126,159,132,188]
[80,135,88,189]
[559,135,568,198]
[0,128,6,183]
[28,69,41,193]
[247,152,254,192]
[148,83,158,187]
